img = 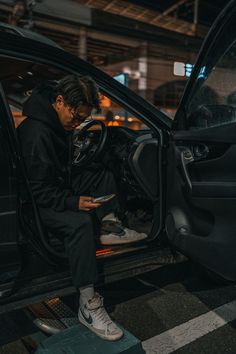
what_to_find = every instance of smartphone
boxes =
[94,194,116,203]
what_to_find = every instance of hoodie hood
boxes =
[23,82,66,136]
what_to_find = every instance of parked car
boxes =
[0,0,236,313]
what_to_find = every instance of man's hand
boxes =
[79,196,102,211]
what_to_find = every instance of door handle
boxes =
[193,143,209,159]
[180,149,194,192]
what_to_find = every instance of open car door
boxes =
[166,0,236,281]
[0,84,21,298]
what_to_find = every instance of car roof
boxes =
[0,22,62,49]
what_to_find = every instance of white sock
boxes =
[102,212,117,222]
[79,284,95,306]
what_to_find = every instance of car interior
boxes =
[0,55,162,269]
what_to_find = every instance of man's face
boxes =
[53,95,92,131]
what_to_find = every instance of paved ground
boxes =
[1,261,236,353]
[104,262,236,353]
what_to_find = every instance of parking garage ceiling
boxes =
[77,0,229,36]
[127,0,229,27]
[0,0,231,66]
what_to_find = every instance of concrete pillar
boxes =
[193,0,199,35]
[138,41,148,99]
[78,26,87,60]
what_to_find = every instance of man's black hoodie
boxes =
[18,83,79,212]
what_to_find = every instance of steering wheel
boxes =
[73,119,107,167]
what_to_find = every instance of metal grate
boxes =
[26,297,79,335]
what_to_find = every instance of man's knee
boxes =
[70,211,94,238]
[65,212,95,250]
[79,211,93,229]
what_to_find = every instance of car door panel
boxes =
[166,123,236,281]
[174,123,236,144]
[128,137,159,201]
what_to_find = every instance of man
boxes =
[18,75,146,341]
[9,0,26,26]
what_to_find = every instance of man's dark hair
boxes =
[52,74,100,112]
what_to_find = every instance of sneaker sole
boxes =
[78,310,124,341]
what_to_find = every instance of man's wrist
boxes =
[65,195,80,211]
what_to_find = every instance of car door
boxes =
[0,84,21,298]
[166,0,236,281]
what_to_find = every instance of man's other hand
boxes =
[79,196,102,211]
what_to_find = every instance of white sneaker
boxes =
[100,219,147,245]
[78,293,123,341]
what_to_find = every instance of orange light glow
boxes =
[46,297,61,306]
[100,95,111,108]
[96,248,114,256]
[107,121,119,126]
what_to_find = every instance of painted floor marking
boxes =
[142,299,236,354]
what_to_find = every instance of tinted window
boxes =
[187,40,236,129]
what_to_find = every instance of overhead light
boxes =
[173,62,185,76]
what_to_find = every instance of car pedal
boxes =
[26,297,79,335]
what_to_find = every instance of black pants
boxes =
[39,166,118,288]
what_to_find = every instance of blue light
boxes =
[185,63,193,77]
[113,73,129,86]
[198,66,207,79]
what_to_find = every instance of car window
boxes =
[0,56,148,131]
[94,93,149,130]
[186,40,236,129]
